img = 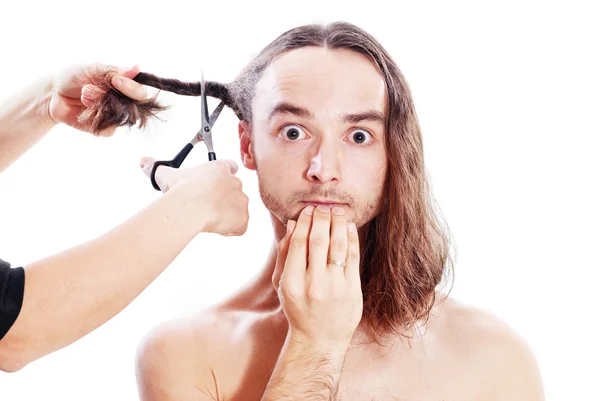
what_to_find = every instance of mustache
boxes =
[288,189,354,206]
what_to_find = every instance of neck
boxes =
[219,214,370,313]
[217,214,284,312]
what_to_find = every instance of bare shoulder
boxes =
[136,308,268,401]
[435,296,545,401]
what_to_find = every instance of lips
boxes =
[301,200,346,207]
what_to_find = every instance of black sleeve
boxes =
[0,258,25,341]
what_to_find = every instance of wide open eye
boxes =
[279,125,308,141]
[348,129,373,145]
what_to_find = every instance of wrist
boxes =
[37,75,58,129]
[287,332,351,357]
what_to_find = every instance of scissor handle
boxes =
[150,143,194,191]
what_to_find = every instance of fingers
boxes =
[328,206,348,275]
[140,157,174,192]
[273,220,296,291]
[81,84,106,107]
[117,64,140,79]
[217,159,238,175]
[283,206,314,285]
[345,221,360,281]
[140,157,156,177]
[307,205,332,276]
[111,74,148,102]
[80,63,146,104]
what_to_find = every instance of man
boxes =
[135,22,544,400]
[0,64,248,372]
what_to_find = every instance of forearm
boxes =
[0,76,56,172]
[261,336,349,401]
[0,187,203,369]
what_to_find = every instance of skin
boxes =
[136,48,545,400]
[0,64,249,372]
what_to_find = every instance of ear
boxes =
[238,120,257,171]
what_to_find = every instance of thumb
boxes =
[140,156,176,192]
[140,157,157,178]
[118,64,141,79]
[272,220,296,291]
[218,159,239,175]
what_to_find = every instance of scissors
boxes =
[150,73,225,191]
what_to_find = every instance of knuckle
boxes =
[309,235,329,248]
[347,235,359,249]
[282,281,303,300]
[330,239,346,253]
[289,237,306,250]
[234,178,243,190]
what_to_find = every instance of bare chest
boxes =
[334,345,483,401]
[227,341,484,401]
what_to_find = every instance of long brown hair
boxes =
[84,21,455,344]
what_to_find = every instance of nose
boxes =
[305,138,341,184]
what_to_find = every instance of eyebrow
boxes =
[267,102,313,120]
[266,101,386,126]
[342,110,386,126]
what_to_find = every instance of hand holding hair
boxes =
[48,64,155,137]
[76,68,240,136]
[0,61,251,373]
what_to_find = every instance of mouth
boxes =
[301,200,347,208]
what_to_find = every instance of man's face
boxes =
[240,47,388,228]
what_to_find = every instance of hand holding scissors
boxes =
[150,73,225,191]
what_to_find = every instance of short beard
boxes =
[257,175,381,229]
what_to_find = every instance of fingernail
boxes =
[286,220,294,234]
[332,206,345,215]
[303,206,315,215]
[347,222,357,232]
[82,86,94,98]
[81,95,93,107]
[112,77,122,88]
[316,204,331,213]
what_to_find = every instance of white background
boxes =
[0,1,598,400]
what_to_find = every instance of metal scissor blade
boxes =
[200,72,210,127]
[209,101,225,127]
[193,71,220,151]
